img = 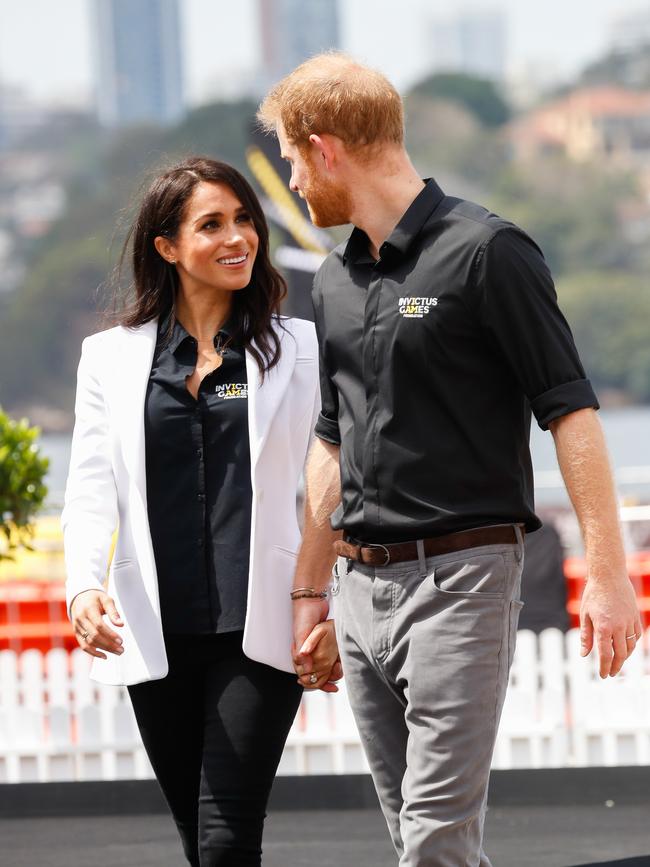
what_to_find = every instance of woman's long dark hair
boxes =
[116,157,287,375]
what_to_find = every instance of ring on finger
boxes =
[309,673,318,684]
[625,633,639,641]
[81,631,90,642]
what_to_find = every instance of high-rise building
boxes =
[92,0,184,128]
[0,84,49,150]
[610,5,650,53]
[430,9,507,81]
[258,0,340,90]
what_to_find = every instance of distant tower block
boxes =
[431,9,507,82]
[92,0,185,128]
[258,0,340,89]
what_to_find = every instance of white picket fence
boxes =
[0,628,649,783]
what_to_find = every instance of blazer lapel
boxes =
[246,323,296,472]
[117,320,158,500]
[115,319,294,487]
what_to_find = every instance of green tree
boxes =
[487,160,639,276]
[0,410,49,561]
[579,44,650,89]
[557,272,650,403]
[404,95,509,187]
[408,72,511,127]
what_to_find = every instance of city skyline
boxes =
[258,0,340,91]
[92,0,184,127]
[430,9,508,81]
[0,0,649,109]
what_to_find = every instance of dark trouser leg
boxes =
[128,633,302,867]
[198,632,303,867]
[128,637,205,866]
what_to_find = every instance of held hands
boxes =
[292,597,342,692]
[70,589,124,660]
[294,619,343,692]
[580,576,642,678]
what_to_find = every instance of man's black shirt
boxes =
[145,316,251,634]
[313,179,598,544]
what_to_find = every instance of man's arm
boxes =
[292,437,343,689]
[549,407,642,677]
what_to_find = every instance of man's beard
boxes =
[302,166,352,228]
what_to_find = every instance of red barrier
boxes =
[564,551,650,629]
[0,581,77,653]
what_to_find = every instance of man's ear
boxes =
[154,235,177,264]
[308,133,340,172]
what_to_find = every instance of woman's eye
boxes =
[236,213,251,223]
[202,220,218,230]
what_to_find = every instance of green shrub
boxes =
[0,409,49,561]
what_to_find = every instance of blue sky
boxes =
[0,0,647,106]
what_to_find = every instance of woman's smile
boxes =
[216,251,249,267]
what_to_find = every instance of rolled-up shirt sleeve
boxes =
[312,268,341,445]
[473,227,599,430]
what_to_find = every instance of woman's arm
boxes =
[61,337,124,659]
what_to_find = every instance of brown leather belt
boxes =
[333,524,523,567]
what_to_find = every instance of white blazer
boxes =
[62,316,319,685]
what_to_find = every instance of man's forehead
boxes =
[277,126,295,158]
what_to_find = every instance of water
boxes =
[39,406,650,511]
[39,433,74,510]
[530,406,650,506]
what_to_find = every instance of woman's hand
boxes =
[294,619,342,692]
[70,589,124,659]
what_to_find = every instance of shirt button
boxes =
[197,493,205,502]
[196,448,203,459]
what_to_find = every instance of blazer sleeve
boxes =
[61,336,119,618]
[306,322,322,456]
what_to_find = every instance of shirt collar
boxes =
[158,311,240,355]
[343,178,445,266]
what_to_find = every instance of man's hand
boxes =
[549,408,642,678]
[292,596,329,683]
[294,619,342,692]
[290,437,342,689]
[580,576,642,678]
[70,589,124,659]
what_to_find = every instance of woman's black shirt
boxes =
[144,315,252,635]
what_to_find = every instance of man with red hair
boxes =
[259,53,641,867]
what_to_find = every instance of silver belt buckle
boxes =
[365,543,391,566]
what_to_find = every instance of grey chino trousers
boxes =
[334,528,525,867]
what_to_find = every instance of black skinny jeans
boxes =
[128,631,303,866]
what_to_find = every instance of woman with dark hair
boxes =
[62,157,340,866]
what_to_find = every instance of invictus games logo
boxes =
[215,383,248,399]
[398,297,438,318]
